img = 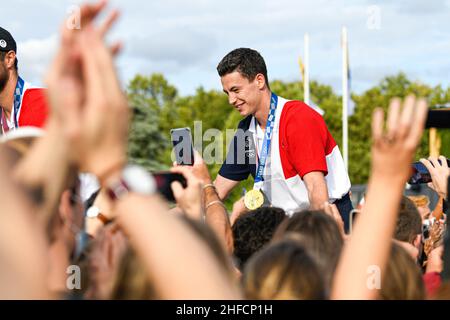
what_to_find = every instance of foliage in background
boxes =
[126,72,450,207]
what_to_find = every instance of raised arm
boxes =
[45,7,240,299]
[214,174,240,200]
[331,96,428,299]
[303,171,329,210]
[171,154,234,254]
[12,1,119,227]
[0,150,49,299]
[113,191,239,299]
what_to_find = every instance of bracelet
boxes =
[205,200,226,211]
[203,183,216,191]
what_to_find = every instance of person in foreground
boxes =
[331,95,428,299]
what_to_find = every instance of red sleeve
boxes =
[423,272,442,298]
[18,88,49,128]
[283,102,329,179]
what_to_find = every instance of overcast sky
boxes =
[2,0,450,96]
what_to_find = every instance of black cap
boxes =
[0,27,17,53]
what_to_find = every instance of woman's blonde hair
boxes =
[380,241,426,300]
[272,210,343,289]
[242,238,325,300]
[110,247,155,300]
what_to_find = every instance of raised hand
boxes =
[170,165,203,220]
[45,1,127,177]
[420,156,449,199]
[371,95,428,182]
[75,27,129,176]
[332,96,428,300]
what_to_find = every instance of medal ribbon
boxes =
[1,76,25,133]
[253,93,278,190]
[13,76,25,128]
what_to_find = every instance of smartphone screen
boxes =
[408,159,450,185]
[152,171,186,202]
[170,128,194,166]
[409,162,432,184]
[422,220,432,241]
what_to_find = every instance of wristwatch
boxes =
[86,206,111,225]
[105,165,156,201]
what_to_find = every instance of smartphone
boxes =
[422,220,432,242]
[170,127,194,166]
[408,158,450,185]
[409,162,432,185]
[349,209,360,234]
[152,171,186,202]
[425,108,450,129]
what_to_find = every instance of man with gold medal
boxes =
[242,91,277,210]
[214,48,353,232]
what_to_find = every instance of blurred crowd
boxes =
[0,1,449,300]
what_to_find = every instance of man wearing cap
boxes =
[0,27,48,134]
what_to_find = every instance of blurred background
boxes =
[3,0,449,207]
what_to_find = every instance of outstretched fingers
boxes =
[98,9,120,38]
[386,98,401,139]
[372,96,428,148]
[404,97,428,148]
[439,155,449,169]
[79,28,105,104]
[371,107,384,145]
[397,95,416,140]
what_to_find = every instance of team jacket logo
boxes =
[244,135,256,159]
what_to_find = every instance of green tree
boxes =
[348,73,437,184]
[127,74,178,170]
[126,72,449,205]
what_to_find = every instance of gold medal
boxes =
[244,189,265,210]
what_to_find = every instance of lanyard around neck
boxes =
[253,93,278,187]
[1,76,25,133]
[13,76,25,128]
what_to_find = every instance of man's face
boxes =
[221,71,263,117]
[0,57,9,93]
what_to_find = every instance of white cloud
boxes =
[2,0,449,95]
[126,28,217,69]
[17,34,58,86]
[376,0,450,15]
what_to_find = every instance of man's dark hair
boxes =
[232,207,286,269]
[394,196,422,244]
[0,51,18,71]
[217,48,269,87]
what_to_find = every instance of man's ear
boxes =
[255,73,266,90]
[58,189,73,224]
[4,51,16,70]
